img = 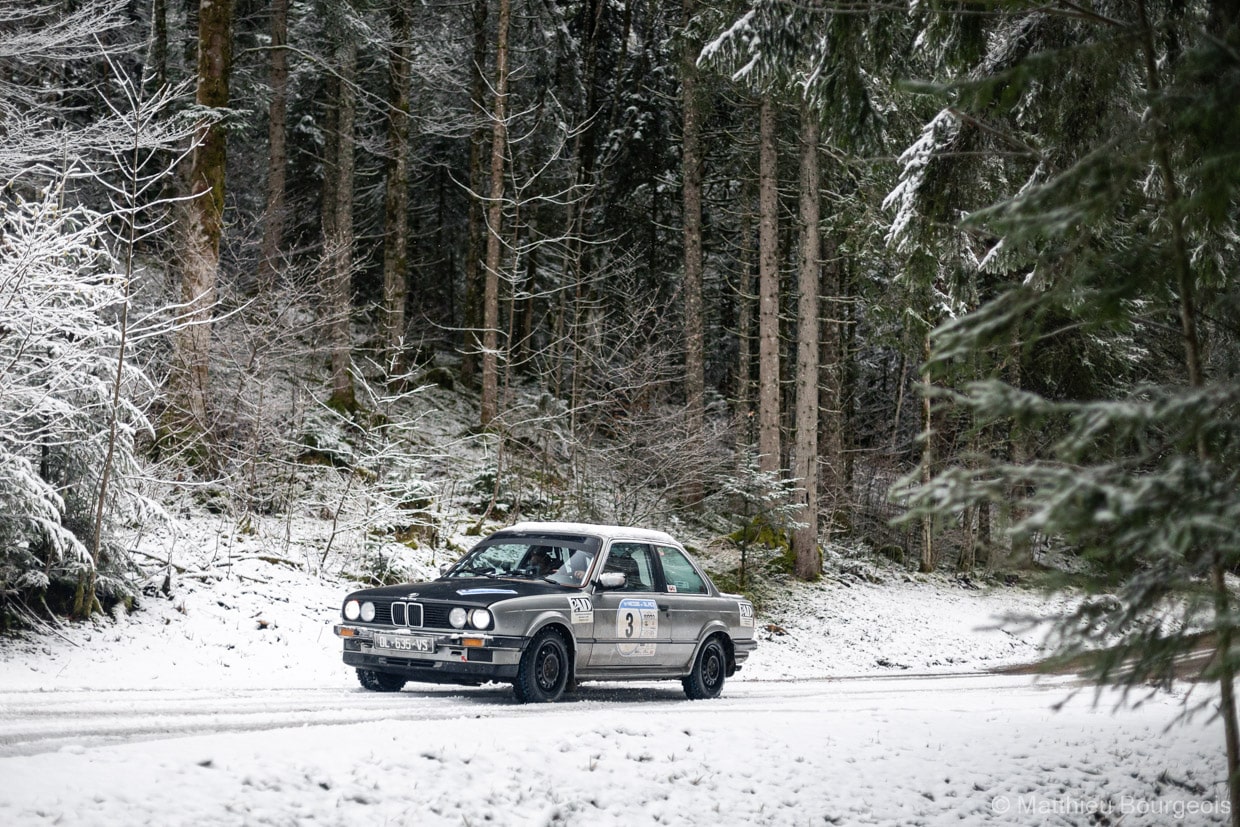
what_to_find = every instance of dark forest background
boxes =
[5,4,1240,785]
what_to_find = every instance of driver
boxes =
[527,547,557,576]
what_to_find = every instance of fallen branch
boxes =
[129,549,188,574]
[212,554,303,570]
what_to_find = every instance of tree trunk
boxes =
[461,0,487,385]
[480,0,510,427]
[559,0,607,433]
[977,500,991,569]
[381,0,412,372]
[256,0,288,291]
[791,98,820,581]
[326,29,357,412]
[756,95,780,476]
[735,184,754,453]
[819,245,843,521]
[168,0,232,442]
[148,0,168,90]
[681,0,705,507]
[919,330,935,573]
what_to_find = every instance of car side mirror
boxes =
[597,571,625,590]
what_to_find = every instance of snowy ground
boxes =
[0,677,1229,826]
[0,515,1232,825]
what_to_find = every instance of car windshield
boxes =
[444,537,599,587]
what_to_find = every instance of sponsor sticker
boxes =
[738,602,754,628]
[568,596,594,624]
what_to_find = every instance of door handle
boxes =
[658,604,669,612]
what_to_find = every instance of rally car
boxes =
[333,521,757,702]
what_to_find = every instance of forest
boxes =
[3,0,1240,793]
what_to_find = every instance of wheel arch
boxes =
[524,614,577,664]
[691,625,737,678]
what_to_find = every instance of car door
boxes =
[587,542,674,669]
[652,544,714,669]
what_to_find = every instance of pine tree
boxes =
[894,2,1240,815]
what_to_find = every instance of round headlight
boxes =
[343,599,360,620]
[449,607,468,629]
[360,601,376,622]
[470,609,492,630]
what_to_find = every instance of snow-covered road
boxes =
[0,673,1068,758]
[0,673,1229,826]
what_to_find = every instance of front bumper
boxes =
[335,623,524,685]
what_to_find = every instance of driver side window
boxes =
[603,543,656,592]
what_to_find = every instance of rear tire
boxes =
[357,668,407,692]
[513,628,570,703]
[682,637,726,700]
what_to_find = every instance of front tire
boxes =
[357,668,407,692]
[682,637,726,700]
[513,628,570,703]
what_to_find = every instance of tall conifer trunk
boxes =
[326,30,357,411]
[791,98,820,580]
[168,0,232,443]
[381,0,412,371]
[480,0,510,427]
[149,0,168,89]
[681,0,705,507]
[461,0,487,386]
[257,0,288,290]
[756,95,780,475]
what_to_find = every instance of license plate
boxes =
[373,633,434,653]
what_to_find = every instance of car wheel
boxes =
[357,668,406,692]
[513,628,570,703]
[682,637,726,700]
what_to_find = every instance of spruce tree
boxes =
[893,2,1240,814]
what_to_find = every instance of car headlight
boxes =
[360,601,376,622]
[449,607,468,629]
[470,609,491,630]
[344,599,360,621]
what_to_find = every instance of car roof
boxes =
[497,521,680,547]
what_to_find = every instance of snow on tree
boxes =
[0,191,150,623]
[893,2,1240,815]
[0,1,191,625]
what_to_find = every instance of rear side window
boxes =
[657,546,707,594]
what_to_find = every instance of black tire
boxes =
[513,628,570,703]
[682,637,726,700]
[357,668,407,692]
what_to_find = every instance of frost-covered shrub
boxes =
[0,192,153,626]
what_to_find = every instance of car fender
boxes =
[689,621,735,673]
[523,610,577,653]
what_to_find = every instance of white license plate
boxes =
[374,633,434,653]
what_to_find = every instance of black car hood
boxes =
[345,578,572,607]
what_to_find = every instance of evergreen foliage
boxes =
[0,191,153,625]
[891,0,1240,809]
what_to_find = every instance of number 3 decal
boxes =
[616,598,657,657]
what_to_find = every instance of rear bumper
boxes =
[732,637,758,665]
